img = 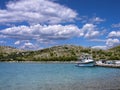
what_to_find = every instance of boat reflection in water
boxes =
[76,53,95,67]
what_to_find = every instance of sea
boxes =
[0,62,120,90]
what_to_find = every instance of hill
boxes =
[109,45,120,51]
[0,46,23,54]
[0,46,24,61]
[107,45,120,60]
[0,45,120,61]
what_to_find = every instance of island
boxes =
[0,45,120,63]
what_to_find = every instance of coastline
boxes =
[1,60,120,68]
[0,60,77,64]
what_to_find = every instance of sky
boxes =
[0,0,120,50]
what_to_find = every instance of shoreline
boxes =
[1,60,120,68]
[0,61,77,64]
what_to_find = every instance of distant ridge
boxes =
[109,45,120,51]
[0,45,120,61]
[0,46,23,54]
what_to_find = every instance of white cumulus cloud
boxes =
[89,17,105,24]
[106,38,120,47]
[0,24,81,44]
[20,42,39,50]
[80,23,100,38]
[108,31,120,38]
[0,23,101,42]
[0,0,77,24]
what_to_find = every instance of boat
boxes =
[95,60,120,68]
[76,53,95,67]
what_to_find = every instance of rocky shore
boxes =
[0,60,77,64]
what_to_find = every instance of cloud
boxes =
[84,30,99,38]
[89,17,105,24]
[20,42,39,50]
[0,0,103,51]
[92,38,120,49]
[0,23,101,41]
[106,31,120,48]
[92,46,107,50]
[0,0,106,50]
[106,38,120,47]
[0,23,102,50]
[0,34,7,38]
[108,31,120,38]
[0,0,77,24]
[14,40,40,50]
[0,41,6,45]
[14,41,21,45]
[0,24,81,44]
[89,39,106,42]
[81,23,100,38]
[81,16,105,24]
[112,23,120,28]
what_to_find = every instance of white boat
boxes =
[95,60,120,68]
[76,53,94,67]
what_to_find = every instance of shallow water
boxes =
[0,62,120,90]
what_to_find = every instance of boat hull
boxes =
[76,62,95,67]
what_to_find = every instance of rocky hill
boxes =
[0,46,23,61]
[0,46,23,54]
[0,45,120,61]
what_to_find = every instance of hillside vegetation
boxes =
[0,46,23,54]
[0,45,120,61]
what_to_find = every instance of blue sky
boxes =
[0,0,120,50]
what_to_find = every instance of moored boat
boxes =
[76,53,95,67]
[95,60,120,68]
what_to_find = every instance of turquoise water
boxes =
[0,62,120,90]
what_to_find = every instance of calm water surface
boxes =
[0,62,120,90]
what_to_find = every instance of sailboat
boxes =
[76,53,95,67]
